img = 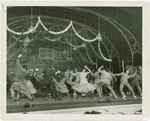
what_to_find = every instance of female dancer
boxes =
[55,70,70,96]
[25,70,37,100]
[72,68,80,96]
[114,69,137,99]
[71,66,96,100]
[91,69,102,97]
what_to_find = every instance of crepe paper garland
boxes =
[84,30,110,62]
[39,17,72,35]
[98,41,112,62]
[72,25,102,42]
[29,26,36,33]
[89,43,106,61]
[44,35,62,42]
[41,31,62,42]
[7,18,41,35]
[77,50,95,65]
[86,44,97,65]
[7,16,102,43]
[63,34,85,49]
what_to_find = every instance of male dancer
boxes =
[130,66,142,96]
[114,69,137,98]
[42,65,61,101]
[96,66,118,99]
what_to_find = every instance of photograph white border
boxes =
[1,1,150,121]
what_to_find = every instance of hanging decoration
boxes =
[72,25,102,42]
[98,41,112,62]
[29,26,36,33]
[7,15,113,63]
[73,47,77,51]
[89,43,106,61]
[81,43,86,48]
[23,36,30,48]
[7,19,40,35]
[63,34,86,49]
[40,31,62,42]
[84,29,111,62]
[70,30,73,61]
[7,16,102,43]
[22,35,34,48]
[77,50,95,65]
[73,37,77,51]
[63,49,67,55]
[29,6,36,34]
[39,17,73,34]
[85,44,96,65]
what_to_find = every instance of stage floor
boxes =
[12,104,142,115]
[7,93,142,114]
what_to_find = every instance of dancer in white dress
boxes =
[72,68,80,96]
[55,70,70,96]
[25,70,37,100]
[72,66,96,99]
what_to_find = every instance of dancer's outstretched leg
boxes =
[106,84,118,99]
[91,90,96,100]
[67,92,70,97]
[78,93,82,101]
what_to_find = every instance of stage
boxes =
[7,93,142,114]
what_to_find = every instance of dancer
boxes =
[55,70,70,96]
[97,66,118,99]
[42,65,61,101]
[114,69,137,99]
[71,66,96,100]
[30,69,38,90]
[10,54,32,101]
[130,66,142,96]
[36,73,44,92]
[25,71,37,100]
[72,68,80,96]
[106,68,117,96]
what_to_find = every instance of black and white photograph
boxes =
[1,1,150,121]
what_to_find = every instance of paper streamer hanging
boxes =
[7,16,102,43]
[98,41,112,62]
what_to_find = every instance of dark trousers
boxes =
[50,84,58,99]
[43,84,51,98]
[43,84,58,99]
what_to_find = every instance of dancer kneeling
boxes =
[71,66,96,100]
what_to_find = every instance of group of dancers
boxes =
[10,54,142,102]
